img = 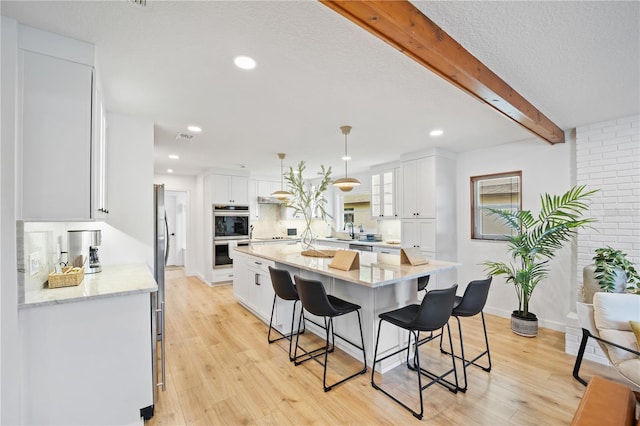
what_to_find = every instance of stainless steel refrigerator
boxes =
[149,184,168,419]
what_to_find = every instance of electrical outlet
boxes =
[29,252,40,276]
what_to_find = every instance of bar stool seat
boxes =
[371,285,458,420]
[293,275,367,392]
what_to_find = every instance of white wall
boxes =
[456,137,575,331]
[106,113,155,269]
[153,174,199,276]
[0,16,20,425]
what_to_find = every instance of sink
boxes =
[336,238,354,241]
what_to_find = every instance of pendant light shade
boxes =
[333,125,361,192]
[272,153,292,200]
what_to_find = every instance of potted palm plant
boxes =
[582,246,640,302]
[483,185,597,337]
[284,161,332,249]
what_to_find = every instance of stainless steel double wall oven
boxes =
[212,204,250,268]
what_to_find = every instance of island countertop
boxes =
[234,243,459,288]
[20,263,158,309]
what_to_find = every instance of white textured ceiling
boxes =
[2,1,638,178]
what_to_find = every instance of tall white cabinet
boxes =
[203,171,250,283]
[18,26,106,221]
[400,150,457,288]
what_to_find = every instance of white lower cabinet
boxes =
[232,252,249,303]
[213,268,235,284]
[246,257,275,322]
[19,293,152,425]
[233,253,276,322]
[372,246,401,255]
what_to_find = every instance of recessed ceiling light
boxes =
[168,154,179,160]
[430,129,444,137]
[234,56,256,70]
[167,169,173,173]
[341,155,351,161]
[187,125,201,133]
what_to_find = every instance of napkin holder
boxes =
[400,247,429,266]
[328,250,360,271]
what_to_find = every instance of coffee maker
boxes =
[68,230,102,273]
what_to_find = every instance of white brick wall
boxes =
[568,114,640,364]
[576,114,640,283]
[565,313,609,365]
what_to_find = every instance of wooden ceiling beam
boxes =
[319,0,565,144]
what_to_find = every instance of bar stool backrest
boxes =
[453,277,492,317]
[268,266,299,301]
[412,285,458,331]
[294,275,337,317]
[417,275,430,292]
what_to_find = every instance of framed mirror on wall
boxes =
[471,171,522,240]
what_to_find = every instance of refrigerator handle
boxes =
[156,301,166,391]
[161,300,166,391]
[164,213,170,266]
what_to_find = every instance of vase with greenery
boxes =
[483,185,597,336]
[284,161,332,249]
[585,246,640,296]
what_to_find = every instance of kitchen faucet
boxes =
[344,222,355,240]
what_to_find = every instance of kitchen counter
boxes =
[234,243,458,288]
[20,263,158,309]
[19,262,156,424]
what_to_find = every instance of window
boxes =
[471,171,522,240]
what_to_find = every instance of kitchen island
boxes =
[19,264,157,425]
[233,244,459,372]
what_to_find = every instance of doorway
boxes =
[165,190,187,267]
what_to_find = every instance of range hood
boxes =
[257,196,284,204]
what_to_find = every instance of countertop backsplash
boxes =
[19,221,153,303]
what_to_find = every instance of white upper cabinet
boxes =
[20,49,94,220]
[400,218,436,253]
[371,168,398,219]
[400,156,435,219]
[212,175,249,205]
[257,180,280,197]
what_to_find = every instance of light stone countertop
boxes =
[235,243,459,288]
[20,263,158,309]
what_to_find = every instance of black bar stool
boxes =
[439,277,492,392]
[371,285,458,420]
[417,275,430,293]
[267,266,305,361]
[293,275,367,392]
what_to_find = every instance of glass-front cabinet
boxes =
[371,169,397,219]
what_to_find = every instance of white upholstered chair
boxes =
[573,292,640,390]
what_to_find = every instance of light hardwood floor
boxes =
[147,268,616,425]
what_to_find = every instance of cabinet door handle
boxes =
[254,261,262,265]
[255,273,260,285]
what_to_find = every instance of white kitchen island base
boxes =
[233,245,459,373]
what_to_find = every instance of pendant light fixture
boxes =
[333,125,361,192]
[271,153,292,200]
